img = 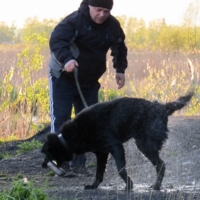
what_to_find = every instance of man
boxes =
[48,0,128,175]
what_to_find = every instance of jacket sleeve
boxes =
[110,26,128,74]
[49,16,77,65]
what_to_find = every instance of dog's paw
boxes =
[125,182,133,192]
[84,185,96,190]
[149,184,160,191]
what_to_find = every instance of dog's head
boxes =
[41,133,73,168]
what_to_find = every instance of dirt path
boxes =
[0,116,200,199]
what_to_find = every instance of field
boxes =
[0,45,199,141]
[0,116,200,199]
[0,44,200,199]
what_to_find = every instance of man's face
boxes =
[89,5,110,24]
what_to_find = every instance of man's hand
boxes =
[64,59,79,72]
[116,73,125,89]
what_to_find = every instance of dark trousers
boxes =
[49,74,100,167]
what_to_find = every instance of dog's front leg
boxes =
[111,144,133,191]
[84,152,108,190]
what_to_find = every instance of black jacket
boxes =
[49,0,127,87]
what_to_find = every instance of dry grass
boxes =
[0,45,199,141]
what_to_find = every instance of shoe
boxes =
[71,166,93,177]
[61,161,70,170]
[60,161,76,177]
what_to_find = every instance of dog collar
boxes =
[58,133,68,149]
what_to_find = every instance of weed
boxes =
[47,171,55,177]
[0,36,200,142]
[16,139,43,154]
[14,173,25,181]
[0,152,15,159]
[86,163,96,168]
[0,174,9,181]
[0,178,48,200]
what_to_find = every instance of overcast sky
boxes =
[0,0,195,27]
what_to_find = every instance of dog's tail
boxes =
[165,92,194,116]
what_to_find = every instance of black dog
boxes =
[41,92,193,191]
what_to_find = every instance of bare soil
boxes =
[0,116,200,200]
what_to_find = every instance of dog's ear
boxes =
[41,143,49,168]
[41,134,59,163]
[46,133,59,144]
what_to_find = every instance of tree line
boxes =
[0,0,200,52]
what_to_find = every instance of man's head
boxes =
[88,0,113,24]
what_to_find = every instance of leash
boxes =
[74,67,88,108]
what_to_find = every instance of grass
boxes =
[0,152,15,159]
[0,40,199,200]
[16,139,43,154]
[0,174,10,181]
[0,139,43,159]
[0,44,199,142]
[0,178,48,200]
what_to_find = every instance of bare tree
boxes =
[182,0,200,51]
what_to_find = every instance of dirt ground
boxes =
[0,116,200,200]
